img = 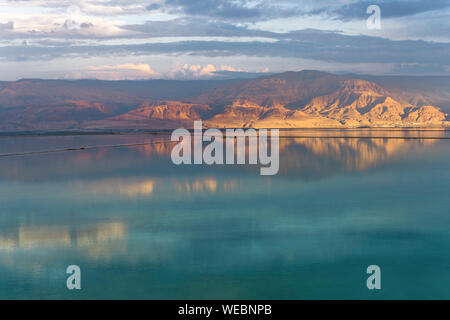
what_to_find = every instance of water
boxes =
[0,129,450,299]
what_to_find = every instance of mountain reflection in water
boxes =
[1,130,450,299]
[0,130,445,182]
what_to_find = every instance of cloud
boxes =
[168,63,243,79]
[0,1,449,78]
[68,63,161,80]
[327,0,450,20]
[0,21,14,31]
[0,3,133,40]
[121,18,275,38]
[1,1,449,42]
[160,0,450,23]
[165,0,260,19]
[1,0,152,16]
[64,62,249,80]
[11,0,448,23]
[146,3,162,11]
[163,0,305,22]
[1,29,449,69]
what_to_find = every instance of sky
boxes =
[0,0,449,80]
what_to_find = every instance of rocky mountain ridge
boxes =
[0,71,448,131]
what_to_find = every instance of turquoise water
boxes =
[0,130,450,299]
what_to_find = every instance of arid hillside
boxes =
[0,71,448,131]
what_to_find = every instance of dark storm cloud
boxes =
[122,19,276,37]
[157,0,450,22]
[161,0,306,22]
[1,29,448,67]
[316,0,450,21]
[146,3,161,11]
[164,0,262,19]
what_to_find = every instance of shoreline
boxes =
[1,126,450,138]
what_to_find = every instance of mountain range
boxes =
[0,70,449,131]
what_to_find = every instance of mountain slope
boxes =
[300,79,446,126]
[192,70,342,109]
[0,71,448,131]
[85,101,212,130]
[204,75,447,128]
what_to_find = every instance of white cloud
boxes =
[64,62,257,80]
[68,63,161,80]
[0,2,145,39]
[168,63,243,79]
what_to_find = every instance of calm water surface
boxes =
[0,129,449,299]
